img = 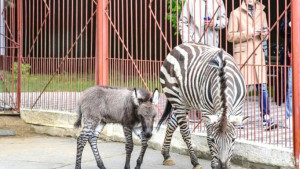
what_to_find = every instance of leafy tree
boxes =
[166,0,186,35]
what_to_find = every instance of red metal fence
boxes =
[0,0,20,114]
[105,0,296,149]
[0,0,97,113]
[0,0,299,164]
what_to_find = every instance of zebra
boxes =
[74,86,160,169]
[157,43,247,169]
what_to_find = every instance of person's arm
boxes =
[261,12,269,40]
[215,0,227,29]
[227,11,253,43]
[178,0,192,43]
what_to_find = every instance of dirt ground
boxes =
[0,115,42,137]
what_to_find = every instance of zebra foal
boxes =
[157,43,247,169]
[74,86,159,169]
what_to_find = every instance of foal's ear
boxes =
[132,88,140,106]
[152,88,160,105]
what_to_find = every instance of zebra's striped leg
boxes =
[75,124,93,169]
[176,113,201,169]
[161,113,178,166]
[134,133,149,169]
[123,127,134,169]
[88,124,106,169]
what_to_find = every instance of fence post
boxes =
[17,0,23,112]
[95,0,109,86]
[292,0,300,168]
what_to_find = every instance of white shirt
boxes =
[178,0,227,47]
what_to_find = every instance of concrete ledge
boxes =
[21,109,77,129]
[20,109,294,169]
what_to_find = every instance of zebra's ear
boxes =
[202,115,218,125]
[132,88,140,106]
[152,88,160,105]
[208,50,224,68]
[229,116,249,126]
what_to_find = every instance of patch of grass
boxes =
[0,72,95,92]
[108,71,162,92]
[1,70,162,93]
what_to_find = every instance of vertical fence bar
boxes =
[292,0,300,168]
[16,0,23,112]
[95,0,108,86]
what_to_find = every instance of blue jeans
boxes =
[286,67,292,118]
[256,83,270,122]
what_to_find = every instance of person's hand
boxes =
[204,20,214,27]
[261,28,268,36]
[253,28,261,36]
[289,21,291,27]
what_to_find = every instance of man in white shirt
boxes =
[178,0,227,47]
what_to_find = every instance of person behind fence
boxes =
[227,0,277,130]
[178,0,227,47]
[279,8,292,127]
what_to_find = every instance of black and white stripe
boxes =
[75,122,150,169]
[157,43,246,169]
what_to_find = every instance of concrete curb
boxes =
[20,109,294,169]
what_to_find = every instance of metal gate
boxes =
[0,0,21,114]
[1,0,98,113]
[22,0,97,112]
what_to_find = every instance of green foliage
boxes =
[13,62,31,80]
[166,0,186,36]
[13,62,31,76]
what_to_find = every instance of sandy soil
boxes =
[0,115,42,137]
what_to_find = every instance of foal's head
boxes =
[132,88,159,139]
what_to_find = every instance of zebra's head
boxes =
[203,115,248,169]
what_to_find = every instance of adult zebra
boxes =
[157,43,247,169]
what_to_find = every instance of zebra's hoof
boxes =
[163,157,175,166]
[193,165,202,169]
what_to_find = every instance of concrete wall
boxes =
[21,109,294,169]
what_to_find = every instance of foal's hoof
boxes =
[163,157,175,166]
[193,165,202,169]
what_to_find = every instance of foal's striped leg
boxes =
[161,113,178,165]
[88,123,106,169]
[134,132,149,169]
[75,123,93,169]
[133,124,148,169]
[123,127,133,169]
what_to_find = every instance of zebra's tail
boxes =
[74,105,82,128]
[156,101,172,131]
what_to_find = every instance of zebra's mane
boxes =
[209,51,231,132]
[219,60,229,131]
[216,59,230,132]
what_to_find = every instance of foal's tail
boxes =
[74,105,82,128]
[156,101,172,131]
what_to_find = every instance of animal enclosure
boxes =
[0,0,299,157]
